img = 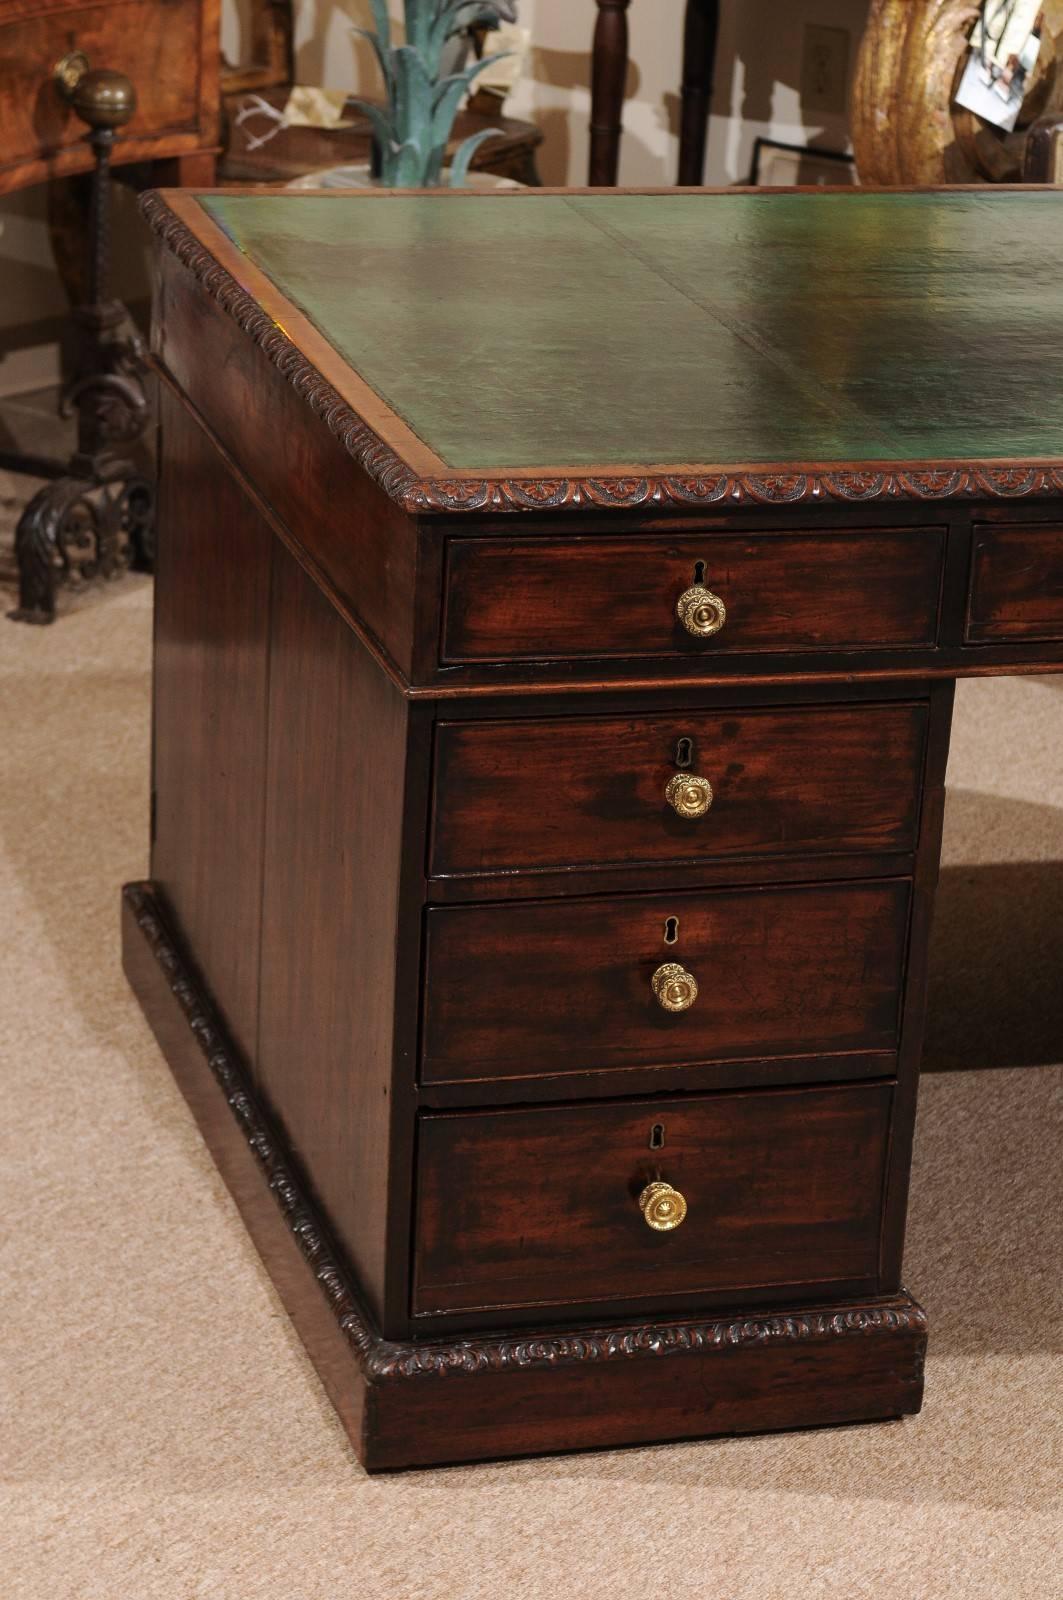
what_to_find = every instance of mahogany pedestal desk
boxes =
[125,186,1063,1471]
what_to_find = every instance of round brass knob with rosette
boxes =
[651,962,698,1012]
[676,583,727,639]
[639,1180,688,1232]
[665,772,713,819]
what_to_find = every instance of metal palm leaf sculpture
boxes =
[353,0,518,187]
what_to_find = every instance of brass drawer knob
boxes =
[665,772,714,819]
[639,1180,688,1232]
[677,583,727,639]
[651,962,698,1012]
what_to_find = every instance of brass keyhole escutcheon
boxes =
[639,1180,688,1232]
[676,583,727,639]
[652,962,698,1013]
[665,772,714,819]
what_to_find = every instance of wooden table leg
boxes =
[677,0,720,185]
[589,0,631,186]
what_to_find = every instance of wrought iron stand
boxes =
[7,56,155,625]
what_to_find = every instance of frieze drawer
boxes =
[430,700,928,878]
[967,523,1063,642]
[421,878,910,1084]
[412,1082,893,1317]
[441,528,945,664]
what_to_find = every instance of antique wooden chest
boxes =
[0,0,218,195]
[124,186,1063,1469]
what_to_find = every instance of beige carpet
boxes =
[1,485,1061,1598]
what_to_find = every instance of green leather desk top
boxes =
[198,189,1063,479]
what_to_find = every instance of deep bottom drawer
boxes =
[413,1082,893,1317]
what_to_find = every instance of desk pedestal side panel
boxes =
[150,389,420,1333]
[152,389,272,1071]
[255,538,423,1333]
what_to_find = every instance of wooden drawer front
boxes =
[422,879,909,1083]
[967,524,1063,642]
[0,2,202,170]
[413,1083,892,1316]
[441,529,945,663]
[430,701,927,878]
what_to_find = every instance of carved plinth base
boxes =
[121,881,928,1472]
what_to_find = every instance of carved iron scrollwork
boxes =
[11,466,155,623]
[64,364,149,451]
[8,64,155,625]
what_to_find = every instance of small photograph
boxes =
[749,137,857,187]
[954,0,1045,132]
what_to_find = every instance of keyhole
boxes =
[693,560,706,584]
[675,737,693,769]
[664,916,679,945]
[649,1123,666,1151]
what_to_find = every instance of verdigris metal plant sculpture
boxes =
[353,0,518,187]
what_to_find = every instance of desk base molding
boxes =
[122,880,928,1472]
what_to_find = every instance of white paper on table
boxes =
[282,86,353,130]
[475,23,531,96]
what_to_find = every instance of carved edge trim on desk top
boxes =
[126,880,928,1385]
[141,189,1063,516]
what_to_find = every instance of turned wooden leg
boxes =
[677,0,720,186]
[589,0,631,186]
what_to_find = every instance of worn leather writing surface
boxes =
[202,190,1063,473]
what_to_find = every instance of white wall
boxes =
[499,0,868,188]
[0,0,868,393]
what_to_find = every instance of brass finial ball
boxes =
[71,69,137,131]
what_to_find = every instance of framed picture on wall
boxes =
[749,138,857,187]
